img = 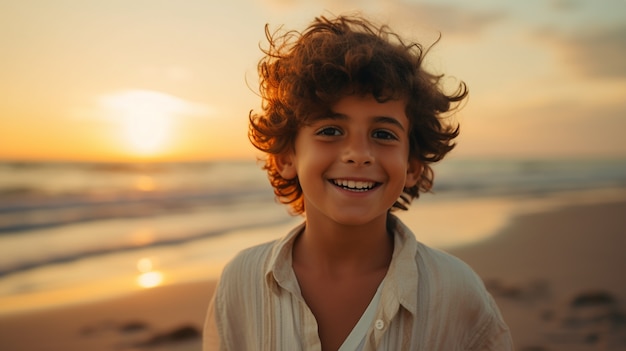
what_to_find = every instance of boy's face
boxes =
[278,94,421,226]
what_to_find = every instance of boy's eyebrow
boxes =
[373,116,406,131]
[326,112,406,131]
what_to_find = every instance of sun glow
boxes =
[99,90,212,156]
[136,257,164,289]
[137,271,164,288]
[123,112,171,154]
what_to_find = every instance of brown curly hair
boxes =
[249,15,467,214]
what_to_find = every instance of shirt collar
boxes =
[264,214,419,314]
[264,221,305,296]
[384,214,419,315]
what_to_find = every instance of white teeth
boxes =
[332,179,376,191]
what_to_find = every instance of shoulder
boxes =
[390,216,489,303]
[210,239,278,332]
[417,242,497,317]
[415,242,513,348]
[415,242,485,290]
[207,240,281,349]
[392,215,485,292]
[414,241,493,320]
[218,240,276,290]
[214,222,303,302]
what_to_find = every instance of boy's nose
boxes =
[341,137,374,166]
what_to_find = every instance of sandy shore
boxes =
[0,281,216,351]
[1,199,625,350]
[450,199,626,350]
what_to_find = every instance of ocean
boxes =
[0,158,625,314]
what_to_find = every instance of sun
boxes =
[122,109,171,155]
[99,89,211,156]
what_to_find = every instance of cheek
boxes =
[387,154,413,180]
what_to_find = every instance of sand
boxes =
[450,200,626,350]
[1,199,625,351]
[0,281,216,351]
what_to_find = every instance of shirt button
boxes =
[375,319,384,330]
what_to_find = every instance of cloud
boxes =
[536,24,626,78]
[70,90,215,121]
[98,90,214,118]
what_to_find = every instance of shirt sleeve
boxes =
[470,296,515,351]
[476,319,514,350]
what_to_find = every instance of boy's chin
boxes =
[326,212,388,227]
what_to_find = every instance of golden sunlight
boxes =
[99,90,212,156]
[137,271,164,288]
[137,257,154,273]
[136,257,164,289]
[135,175,156,192]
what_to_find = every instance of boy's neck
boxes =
[293,213,394,277]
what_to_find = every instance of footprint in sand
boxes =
[544,290,626,349]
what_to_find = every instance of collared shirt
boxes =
[204,215,514,350]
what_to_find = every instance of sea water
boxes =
[0,158,625,313]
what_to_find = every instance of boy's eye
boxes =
[372,130,398,140]
[316,127,342,136]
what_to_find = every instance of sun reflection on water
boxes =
[136,257,163,289]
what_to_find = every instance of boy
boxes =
[204,15,513,350]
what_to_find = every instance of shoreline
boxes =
[1,195,625,350]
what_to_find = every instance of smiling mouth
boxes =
[330,179,380,192]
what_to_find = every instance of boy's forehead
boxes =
[304,95,409,126]
[298,87,411,125]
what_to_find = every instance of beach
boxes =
[1,196,625,350]
[451,199,626,350]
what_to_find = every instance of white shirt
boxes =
[204,214,514,350]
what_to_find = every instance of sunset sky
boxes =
[1,0,625,162]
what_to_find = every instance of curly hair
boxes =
[249,15,467,214]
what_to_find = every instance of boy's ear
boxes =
[275,152,297,180]
[404,158,423,188]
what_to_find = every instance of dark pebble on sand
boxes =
[135,325,201,347]
[570,291,616,308]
